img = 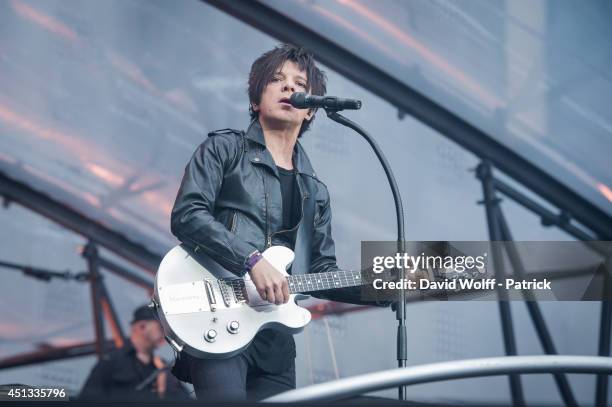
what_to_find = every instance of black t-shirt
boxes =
[244,165,301,374]
[275,165,301,248]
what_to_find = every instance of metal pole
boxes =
[0,171,162,272]
[497,208,578,406]
[477,161,525,406]
[83,241,106,358]
[98,281,126,348]
[325,110,407,400]
[0,341,116,369]
[596,254,612,407]
[265,355,612,403]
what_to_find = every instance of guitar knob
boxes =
[204,329,217,343]
[227,320,240,334]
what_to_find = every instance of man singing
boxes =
[170,44,375,401]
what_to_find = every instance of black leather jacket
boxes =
[171,120,371,303]
[169,120,389,381]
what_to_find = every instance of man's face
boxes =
[252,60,313,128]
[141,320,164,349]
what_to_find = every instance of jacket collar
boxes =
[245,119,266,146]
[245,120,316,178]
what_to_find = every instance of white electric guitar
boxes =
[153,245,364,359]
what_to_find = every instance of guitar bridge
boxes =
[218,280,233,307]
[225,279,248,304]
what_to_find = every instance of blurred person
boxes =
[79,305,188,401]
[170,44,386,402]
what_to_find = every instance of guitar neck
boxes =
[287,270,362,294]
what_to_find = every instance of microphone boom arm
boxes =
[324,108,409,400]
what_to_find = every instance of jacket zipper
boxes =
[261,170,272,248]
[229,211,238,233]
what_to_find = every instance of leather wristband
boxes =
[245,250,263,273]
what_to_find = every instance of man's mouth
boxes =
[279,97,292,106]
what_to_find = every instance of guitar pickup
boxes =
[205,279,217,311]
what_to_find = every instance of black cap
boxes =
[131,304,157,324]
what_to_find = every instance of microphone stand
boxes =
[325,109,408,400]
[134,366,171,391]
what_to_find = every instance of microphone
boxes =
[290,92,362,111]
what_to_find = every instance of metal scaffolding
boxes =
[0,2,610,405]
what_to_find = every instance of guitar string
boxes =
[225,269,362,296]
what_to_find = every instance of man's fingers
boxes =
[282,280,290,303]
[273,283,284,305]
[265,286,276,304]
[258,288,267,301]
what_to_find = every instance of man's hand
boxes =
[249,258,289,304]
[152,356,167,398]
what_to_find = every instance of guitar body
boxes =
[153,245,311,359]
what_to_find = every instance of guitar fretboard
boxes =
[287,270,362,293]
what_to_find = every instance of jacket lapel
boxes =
[245,120,277,175]
[245,120,317,178]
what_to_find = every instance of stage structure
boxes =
[203,1,611,404]
[0,0,609,405]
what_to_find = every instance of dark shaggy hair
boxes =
[248,44,327,137]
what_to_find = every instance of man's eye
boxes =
[271,77,281,82]
[297,82,306,88]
